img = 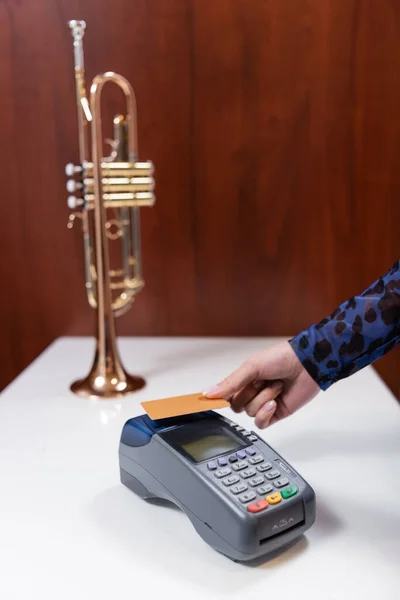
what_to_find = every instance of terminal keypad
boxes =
[206,439,299,514]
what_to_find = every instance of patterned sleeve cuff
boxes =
[289,335,336,391]
[288,259,400,391]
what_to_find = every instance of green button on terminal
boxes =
[281,485,298,499]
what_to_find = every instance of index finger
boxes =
[203,358,260,399]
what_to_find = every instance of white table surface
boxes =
[0,336,399,599]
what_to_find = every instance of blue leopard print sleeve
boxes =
[289,259,400,390]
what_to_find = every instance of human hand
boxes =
[203,341,320,429]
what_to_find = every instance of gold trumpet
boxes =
[65,19,155,398]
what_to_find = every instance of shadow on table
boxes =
[86,486,341,593]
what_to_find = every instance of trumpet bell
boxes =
[70,362,145,399]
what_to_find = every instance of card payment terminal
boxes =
[119,410,316,561]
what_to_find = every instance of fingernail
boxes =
[202,385,221,396]
[263,400,276,413]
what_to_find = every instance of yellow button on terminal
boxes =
[266,492,282,505]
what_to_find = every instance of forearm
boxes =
[290,259,400,390]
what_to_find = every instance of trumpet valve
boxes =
[65,163,83,177]
[66,179,83,193]
[68,195,84,210]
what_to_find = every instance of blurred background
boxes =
[0,0,398,397]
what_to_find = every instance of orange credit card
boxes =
[140,392,229,420]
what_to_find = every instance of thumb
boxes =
[203,358,260,399]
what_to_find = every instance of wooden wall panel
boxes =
[0,0,398,397]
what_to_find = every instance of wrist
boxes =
[285,340,306,379]
[288,333,331,389]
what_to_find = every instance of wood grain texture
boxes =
[0,0,398,397]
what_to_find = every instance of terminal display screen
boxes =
[160,420,247,462]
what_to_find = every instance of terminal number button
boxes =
[241,468,257,479]
[266,492,282,505]
[239,491,256,504]
[231,483,247,495]
[266,469,280,480]
[274,477,289,488]
[281,485,298,499]
[249,476,264,487]
[247,499,269,513]
[215,467,231,478]
[257,462,272,472]
[232,461,248,471]
[249,455,263,465]
[257,484,273,495]
[222,475,240,487]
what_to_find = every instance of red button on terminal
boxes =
[247,499,269,513]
